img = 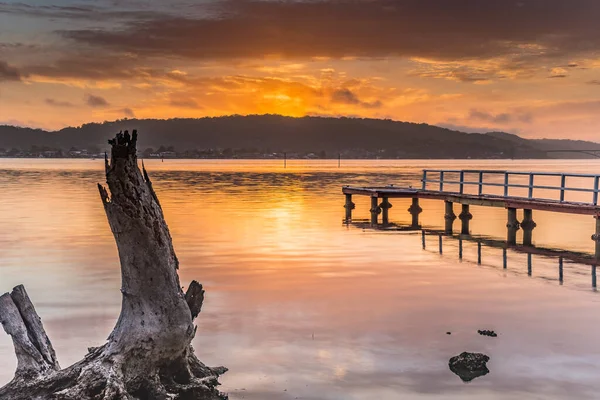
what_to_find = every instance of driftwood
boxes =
[0,130,226,399]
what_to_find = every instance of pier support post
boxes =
[344,194,355,222]
[370,196,381,226]
[458,204,473,235]
[559,257,564,284]
[521,209,536,246]
[592,216,600,261]
[380,197,392,225]
[506,207,520,245]
[408,198,423,228]
[444,201,456,234]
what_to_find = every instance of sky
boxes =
[0,0,599,140]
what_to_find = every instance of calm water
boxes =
[1,159,600,399]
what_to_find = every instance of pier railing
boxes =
[421,169,600,206]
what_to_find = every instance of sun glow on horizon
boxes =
[1,1,600,140]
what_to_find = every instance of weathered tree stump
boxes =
[0,130,226,400]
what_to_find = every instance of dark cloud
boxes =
[440,122,522,135]
[548,74,568,78]
[122,108,135,117]
[518,113,534,123]
[331,89,361,105]
[24,54,147,80]
[56,0,600,61]
[169,98,201,109]
[0,60,23,82]
[86,94,110,107]
[7,0,598,84]
[587,80,600,85]
[469,109,533,124]
[0,42,38,53]
[470,110,512,124]
[45,98,74,107]
[535,100,600,115]
[410,64,495,83]
[0,3,94,18]
[0,3,163,21]
[331,88,382,109]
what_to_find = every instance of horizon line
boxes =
[1,113,587,144]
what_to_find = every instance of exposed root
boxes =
[0,350,226,400]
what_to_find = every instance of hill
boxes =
[0,115,598,159]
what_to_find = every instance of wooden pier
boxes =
[343,169,600,260]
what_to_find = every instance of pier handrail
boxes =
[421,169,600,205]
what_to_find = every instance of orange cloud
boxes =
[2,0,600,139]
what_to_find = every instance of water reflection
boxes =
[426,232,599,290]
[350,215,600,293]
[1,160,600,399]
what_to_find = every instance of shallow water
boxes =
[1,159,600,399]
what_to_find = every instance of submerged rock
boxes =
[449,352,490,382]
[478,329,498,337]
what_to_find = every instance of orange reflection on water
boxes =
[1,159,600,399]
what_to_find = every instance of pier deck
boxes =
[342,187,600,216]
[342,169,600,259]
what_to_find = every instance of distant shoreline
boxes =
[3,116,599,160]
[0,156,596,161]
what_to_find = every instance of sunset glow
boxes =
[1,0,600,140]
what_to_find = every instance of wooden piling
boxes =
[380,197,392,225]
[458,204,472,235]
[522,209,536,246]
[506,207,519,245]
[370,196,380,225]
[408,198,423,228]
[344,193,355,221]
[444,201,456,234]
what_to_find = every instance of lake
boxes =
[1,159,600,399]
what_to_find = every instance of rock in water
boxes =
[448,352,490,382]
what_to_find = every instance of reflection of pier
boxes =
[423,230,598,288]
[343,169,600,259]
[347,219,598,289]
